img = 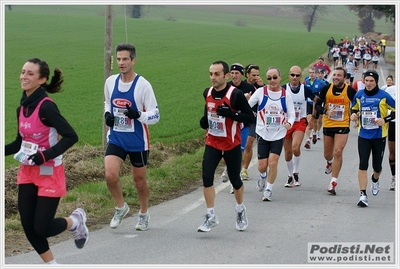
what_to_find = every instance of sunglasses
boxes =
[290,73,301,77]
[267,76,279,80]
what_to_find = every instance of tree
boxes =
[296,5,327,32]
[348,5,384,33]
[350,5,394,23]
[370,5,395,22]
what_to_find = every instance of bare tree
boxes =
[348,5,384,34]
[350,5,394,23]
[296,5,327,32]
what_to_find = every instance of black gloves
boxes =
[28,152,45,166]
[199,116,209,129]
[124,104,141,119]
[104,112,114,127]
[216,103,235,119]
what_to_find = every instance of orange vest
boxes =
[323,83,351,128]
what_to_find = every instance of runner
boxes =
[282,66,316,187]
[198,60,253,232]
[350,70,395,207]
[314,67,357,195]
[248,66,295,201]
[5,58,87,265]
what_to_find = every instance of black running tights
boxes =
[18,184,68,255]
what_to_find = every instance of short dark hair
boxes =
[245,64,260,75]
[212,60,229,75]
[116,43,136,59]
[334,66,346,77]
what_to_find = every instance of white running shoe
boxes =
[256,174,266,192]
[220,167,229,183]
[230,185,234,194]
[135,212,150,231]
[262,189,272,201]
[198,214,219,232]
[236,206,248,231]
[389,176,395,191]
[110,202,130,229]
[371,181,380,196]
[357,194,368,207]
[70,208,89,249]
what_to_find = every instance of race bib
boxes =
[13,141,38,165]
[328,104,345,121]
[113,107,134,132]
[265,110,283,128]
[362,111,379,129]
[294,105,301,122]
[207,111,227,137]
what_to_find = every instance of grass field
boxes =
[4,5,394,149]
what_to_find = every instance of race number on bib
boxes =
[14,141,38,165]
[207,112,227,137]
[113,107,134,132]
[328,104,345,121]
[266,110,282,127]
[362,111,379,129]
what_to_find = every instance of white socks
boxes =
[207,208,215,217]
[68,215,79,231]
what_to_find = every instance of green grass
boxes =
[3,5,395,248]
[4,5,394,169]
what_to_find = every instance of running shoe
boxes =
[304,140,311,149]
[316,131,321,140]
[312,133,317,144]
[256,174,266,192]
[240,169,250,181]
[236,206,248,231]
[135,212,150,231]
[70,208,89,249]
[357,194,368,207]
[389,176,395,191]
[327,181,337,195]
[371,174,380,196]
[262,189,272,201]
[325,161,333,174]
[110,202,130,229]
[197,214,219,232]
[285,176,293,188]
[230,185,234,194]
[221,167,229,183]
[293,173,301,187]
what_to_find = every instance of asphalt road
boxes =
[4,49,397,269]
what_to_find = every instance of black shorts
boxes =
[306,102,313,115]
[257,136,284,159]
[388,121,395,142]
[105,143,149,167]
[323,127,350,137]
[248,123,256,138]
[333,57,339,61]
[358,136,386,171]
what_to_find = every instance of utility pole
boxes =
[103,5,113,149]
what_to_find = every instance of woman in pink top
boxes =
[5,58,87,264]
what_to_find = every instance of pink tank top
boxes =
[18,97,61,166]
